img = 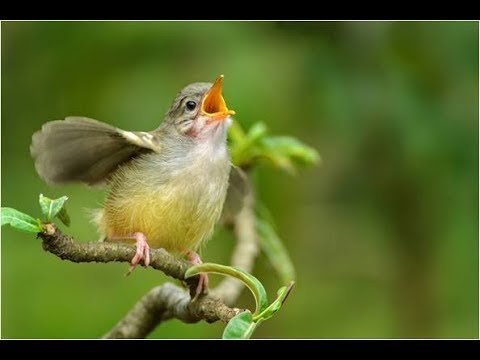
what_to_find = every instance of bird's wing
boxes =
[31,116,162,186]
[115,128,162,153]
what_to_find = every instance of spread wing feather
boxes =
[30,117,160,186]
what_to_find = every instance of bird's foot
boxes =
[127,232,150,276]
[187,251,209,299]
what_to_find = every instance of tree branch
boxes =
[40,226,188,280]
[102,283,240,339]
[38,227,241,334]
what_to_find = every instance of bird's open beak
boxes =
[201,75,235,121]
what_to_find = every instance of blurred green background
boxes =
[1,21,478,339]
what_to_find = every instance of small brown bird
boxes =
[30,75,235,295]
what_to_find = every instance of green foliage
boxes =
[255,282,295,321]
[1,208,42,233]
[39,194,70,226]
[185,263,268,316]
[256,209,296,284]
[57,207,71,227]
[185,263,294,339]
[229,121,320,174]
[1,195,70,233]
[228,119,315,307]
[222,311,258,339]
[222,282,295,339]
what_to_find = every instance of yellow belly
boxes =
[95,154,229,254]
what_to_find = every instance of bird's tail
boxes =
[81,206,106,241]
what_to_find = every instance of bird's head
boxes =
[165,75,235,139]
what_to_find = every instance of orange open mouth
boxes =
[201,75,235,121]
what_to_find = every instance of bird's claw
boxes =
[127,232,150,276]
[194,273,209,300]
[187,251,209,299]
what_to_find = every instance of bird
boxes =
[30,75,236,296]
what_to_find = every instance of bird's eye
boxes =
[185,101,197,111]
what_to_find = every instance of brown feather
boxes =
[30,117,152,186]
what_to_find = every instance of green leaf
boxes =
[222,282,294,338]
[57,207,71,227]
[185,263,268,315]
[256,151,296,174]
[262,136,320,167]
[254,282,295,321]
[1,207,42,233]
[229,121,320,173]
[256,211,296,284]
[222,311,258,339]
[230,122,268,167]
[39,194,69,223]
[246,122,268,143]
[253,136,320,174]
